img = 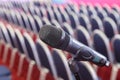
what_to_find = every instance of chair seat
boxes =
[0,65,11,77]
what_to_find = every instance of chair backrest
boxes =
[34,7,41,17]
[9,49,21,74]
[18,56,30,80]
[78,14,91,32]
[79,6,88,15]
[33,15,43,32]
[46,7,55,21]
[60,11,70,24]
[53,8,62,24]
[112,4,120,13]
[52,49,73,80]
[5,11,12,22]
[51,19,60,28]
[27,14,37,33]
[16,12,25,27]
[35,39,58,78]
[0,22,12,45]
[62,22,74,36]
[111,35,120,63]
[28,6,35,15]
[21,12,31,30]
[97,9,107,20]
[103,17,118,39]
[75,26,92,47]
[27,61,40,80]
[2,44,12,66]
[39,7,47,17]
[103,4,111,15]
[0,40,5,60]
[93,30,115,63]
[14,29,27,54]
[77,62,99,80]
[23,32,41,67]
[109,10,120,25]
[6,24,17,48]
[42,17,51,25]
[10,10,18,24]
[69,12,79,29]
[97,65,112,80]
[90,15,103,31]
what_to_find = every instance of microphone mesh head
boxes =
[39,25,62,47]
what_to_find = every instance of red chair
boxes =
[116,68,120,80]
[0,40,5,63]
[28,62,40,80]
[97,65,112,80]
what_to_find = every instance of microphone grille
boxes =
[39,25,62,47]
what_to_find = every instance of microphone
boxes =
[39,25,110,66]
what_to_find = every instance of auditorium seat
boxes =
[103,17,118,39]
[23,32,41,67]
[78,14,91,33]
[62,22,74,36]
[94,3,102,12]
[52,49,73,80]
[21,12,31,30]
[69,12,79,29]
[27,61,40,80]
[33,15,43,32]
[42,17,51,25]
[51,19,61,28]
[90,15,104,31]
[46,7,55,21]
[116,67,120,80]
[34,7,41,17]
[10,11,18,25]
[9,49,22,80]
[27,14,37,33]
[60,10,70,24]
[35,39,58,78]
[0,42,12,77]
[109,10,120,25]
[75,26,92,47]
[28,6,35,15]
[39,7,47,17]
[87,5,97,17]
[93,30,115,63]
[6,24,17,48]
[0,40,5,62]
[16,12,25,27]
[97,9,107,20]
[111,35,120,63]
[64,5,72,14]
[112,4,120,13]
[97,65,112,80]
[77,62,99,80]
[2,44,12,67]
[5,11,12,23]
[14,29,27,54]
[53,8,62,24]
[16,55,31,80]
[0,22,12,45]
[79,6,88,16]
[103,4,111,15]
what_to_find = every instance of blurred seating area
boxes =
[0,0,120,80]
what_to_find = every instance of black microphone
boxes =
[39,25,110,66]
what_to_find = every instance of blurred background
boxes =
[0,0,120,80]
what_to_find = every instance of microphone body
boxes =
[39,25,110,66]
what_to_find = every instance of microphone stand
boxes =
[68,58,83,80]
